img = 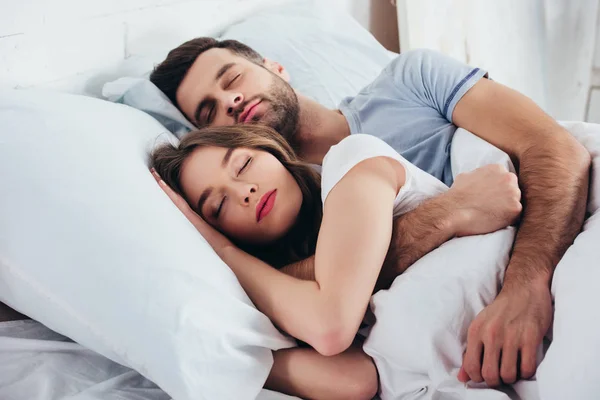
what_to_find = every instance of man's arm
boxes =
[453,78,591,386]
[282,163,522,292]
[281,194,457,288]
[280,257,315,281]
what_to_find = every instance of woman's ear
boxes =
[263,58,291,82]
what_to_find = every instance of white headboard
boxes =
[1,0,292,96]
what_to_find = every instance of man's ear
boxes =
[263,58,290,82]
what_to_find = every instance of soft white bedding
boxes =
[0,320,298,400]
[2,123,598,400]
[2,0,598,398]
[365,122,600,400]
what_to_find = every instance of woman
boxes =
[151,125,519,399]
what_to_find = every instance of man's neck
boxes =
[294,93,350,165]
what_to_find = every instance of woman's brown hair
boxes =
[151,124,322,268]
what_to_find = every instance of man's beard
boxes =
[244,73,300,144]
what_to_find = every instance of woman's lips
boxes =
[240,100,262,124]
[256,189,277,222]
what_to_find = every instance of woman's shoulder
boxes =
[322,134,399,173]
[321,134,408,203]
[325,134,394,159]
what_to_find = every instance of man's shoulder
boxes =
[342,49,443,103]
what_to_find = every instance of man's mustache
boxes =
[234,95,266,123]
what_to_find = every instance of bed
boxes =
[2,1,600,400]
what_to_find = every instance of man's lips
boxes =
[239,100,262,124]
[256,189,277,222]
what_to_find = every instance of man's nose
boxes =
[226,93,244,118]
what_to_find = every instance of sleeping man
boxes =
[147,37,594,399]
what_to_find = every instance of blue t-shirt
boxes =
[338,49,488,186]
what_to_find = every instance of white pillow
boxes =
[0,88,295,400]
[103,77,195,139]
[103,0,393,133]
[221,0,393,109]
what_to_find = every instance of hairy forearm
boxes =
[280,256,315,281]
[376,192,458,290]
[504,134,590,289]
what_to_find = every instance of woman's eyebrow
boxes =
[196,188,212,218]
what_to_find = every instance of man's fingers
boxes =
[457,365,470,383]
[500,342,519,384]
[481,345,501,387]
[520,344,538,379]
[462,337,484,383]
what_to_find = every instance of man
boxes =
[150,38,591,396]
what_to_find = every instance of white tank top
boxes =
[321,134,449,216]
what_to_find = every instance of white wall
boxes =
[0,0,291,94]
[331,0,399,51]
[397,0,599,121]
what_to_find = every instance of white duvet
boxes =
[365,122,600,400]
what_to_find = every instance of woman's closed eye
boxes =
[238,156,252,176]
[213,195,227,219]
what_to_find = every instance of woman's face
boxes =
[179,146,303,245]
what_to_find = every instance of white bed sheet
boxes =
[0,320,298,400]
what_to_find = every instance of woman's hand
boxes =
[151,169,233,254]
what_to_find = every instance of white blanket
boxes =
[0,321,297,400]
[364,122,600,400]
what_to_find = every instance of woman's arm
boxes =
[154,159,402,355]
[266,342,378,400]
[218,157,403,355]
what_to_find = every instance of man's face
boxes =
[176,48,300,140]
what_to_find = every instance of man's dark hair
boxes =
[150,37,263,110]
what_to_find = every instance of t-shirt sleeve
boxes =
[320,134,412,206]
[386,49,488,122]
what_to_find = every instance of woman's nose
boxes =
[226,94,244,117]
[240,185,257,205]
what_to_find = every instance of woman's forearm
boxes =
[219,245,334,348]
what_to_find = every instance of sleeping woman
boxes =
[150,124,521,400]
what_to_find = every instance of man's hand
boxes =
[448,164,522,237]
[458,281,552,386]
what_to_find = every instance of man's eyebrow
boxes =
[215,63,235,82]
[196,188,212,218]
